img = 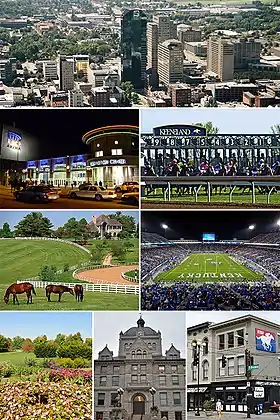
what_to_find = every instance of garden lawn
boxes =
[155,253,262,283]
[0,351,37,365]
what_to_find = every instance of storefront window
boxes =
[237,391,246,404]
[225,392,236,404]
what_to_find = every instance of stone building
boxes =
[95,316,186,420]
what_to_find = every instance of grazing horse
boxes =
[45,284,74,302]
[74,284,84,302]
[4,282,36,305]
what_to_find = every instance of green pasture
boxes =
[0,351,38,365]
[155,253,262,282]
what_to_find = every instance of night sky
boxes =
[0,109,139,159]
[142,211,280,240]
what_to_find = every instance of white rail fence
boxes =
[17,280,139,295]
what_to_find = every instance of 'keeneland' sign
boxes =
[154,125,207,137]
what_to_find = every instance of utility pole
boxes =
[245,347,252,418]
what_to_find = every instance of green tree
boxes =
[110,241,126,260]
[0,222,13,238]
[271,124,280,134]
[90,247,104,264]
[120,81,134,101]
[54,334,66,347]
[12,336,24,350]
[34,341,57,358]
[14,212,53,237]
[0,336,9,353]
[195,122,219,134]
[33,335,47,345]
[108,212,136,236]
[39,265,57,282]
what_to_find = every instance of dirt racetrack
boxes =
[75,265,139,285]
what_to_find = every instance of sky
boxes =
[141,108,280,134]
[142,210,280,240]
[0,312,92,339]
[94,312,186,358]
[0,109,139,158]
[0,210,139,229]
[187,311,280,328]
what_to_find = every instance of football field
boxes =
[154,253,262,282]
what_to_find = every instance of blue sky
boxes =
[0,312,92,339]
[0,210,139,229]
[141,109,280,134]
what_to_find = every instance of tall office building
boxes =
[153,15,177,43]
[58,55,75,91]
[121,9,147,90]
[207,37,234,82]
[158,40,184,86]
[177,25,201,43]
[147,22,158,71]
[232,38,261,70]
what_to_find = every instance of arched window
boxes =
[137,349,142,359]
[203,338,209,355]
[202,361,209,379]
[192,363,197,381]
[152,343,156,350]
[143,351,147,359]
[132,351,135,359]
[192,341,197,359]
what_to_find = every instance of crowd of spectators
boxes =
[141,246,188,280]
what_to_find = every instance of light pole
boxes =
[192,340,206,416]
[117,387,124,407]
[161,224,168,239]
[149,387,156,410]
[235,332,250,418]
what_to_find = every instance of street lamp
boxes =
[117,388,124,407]
[149,387,156,410]
[161,224,168,238]
[192,340,206,416]
[235,332,250,418]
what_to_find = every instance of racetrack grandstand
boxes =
[141,232,280,310]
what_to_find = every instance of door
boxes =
[133,395,145,414]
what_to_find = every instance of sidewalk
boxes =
[188,412,279,419]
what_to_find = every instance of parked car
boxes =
[68,185,117,201]
[14,186,60,203]
[120,191,139,206]
[115,181,139,193]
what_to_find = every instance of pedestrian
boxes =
[216,400,222,418]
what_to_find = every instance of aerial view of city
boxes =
[0,0,279,107]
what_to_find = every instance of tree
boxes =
[34,341,57,358]
[57,342,92,360]
[12,78,23,87]
[39,265,57,282]
[14,212,53,237]
[91,247,104,264]
[54,333,66,347]
[110,242,126,260]
[33,335,47,345]
[12,336,25,350]
[195,122,219,134]
[271,124,280,134]
[120,81,134,101]
[0,335,9,353]
[0,222,13,238]
[108,212,136,236]
[22,339,34,353]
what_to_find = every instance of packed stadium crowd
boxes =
[141,246,188,279]
[247,231,280,244]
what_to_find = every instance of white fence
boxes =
[121,272,139,283]
[0,237,91,254]
[17,280,139,295]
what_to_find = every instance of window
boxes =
[172,366,178,373]
[228,357,234,376]
[161,412,169,419]
[132,365,138,372]
[96,412,103,420]
[192,364,197,381]
[137,350,142,358]
[100,366,107,374]
[237,356,245,375]
[159,392,168,406]
[173,392,181,405]
[237,330,245,346]
[172,375,179,385]
[97,393,105,405]
[175,413,182,420]
[131,375,138,383]
[113,366,120,374]
[153,343,156,350]
[218,360,225,377]
[159,375,166,386]
[228,332,234,348]
[159,366,165,373]
[132,351,135,359]
[112,376,119,386]
[140,364,146,373]
[111,149,123,156]
[140,374,146,383]
[111,393,118,406]
[203,338,209,355]
[202,361,209,379]
[143,351,147,359]
[218,334,225,350]
[100,376,106,386]
[95,151,103,157]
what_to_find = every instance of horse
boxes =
[4,282,36,305]
[74,284,84,302]
[45,285,74,302]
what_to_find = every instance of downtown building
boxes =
[158,40,184,86]
[95,316,186,420]
[207,37,234,82]
[187,315,280,413]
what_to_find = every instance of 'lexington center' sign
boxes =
[153,124,207,137]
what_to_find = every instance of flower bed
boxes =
[48,368,92,384]
[0,381,92,419]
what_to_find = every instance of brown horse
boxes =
[45,285,74,302]
[74,284,84,302]
[4,282,36,305]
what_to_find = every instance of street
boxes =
[188,413,279,420]
[0,186,138,209]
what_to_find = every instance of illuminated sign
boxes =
[27,161,36,169]
[39,159,50,169]
[7,131,22,150]
[256,329,276,353]
[90,159,127,167]
[202,233,216,241]
[153,125,207,137]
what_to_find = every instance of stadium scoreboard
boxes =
[202,233,216,241]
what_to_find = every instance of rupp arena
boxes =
[141,231,280,311]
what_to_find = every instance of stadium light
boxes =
[161,224,168,230]
[248,224,255,230]
[277,219,280,227]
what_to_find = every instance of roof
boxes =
[123,317,158,337]
[95,215,122,226]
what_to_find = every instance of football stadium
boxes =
[141,211,280,310]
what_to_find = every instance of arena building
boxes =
[187,315,280,413]
[94,316,186,420]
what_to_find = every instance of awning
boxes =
[187,387,208,393]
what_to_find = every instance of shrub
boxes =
[203,400,213,411]
[0,361,14,378]
[34,342,57,358]
[55,358,74,368]
[49,368,92,384]
[73,357,88,369]
[57,343,92,360]
[25,357,36,367]
[63,263,70,272]
[0,381,92,419]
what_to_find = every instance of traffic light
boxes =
[221,355,227,368]
[245,349,251,377]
